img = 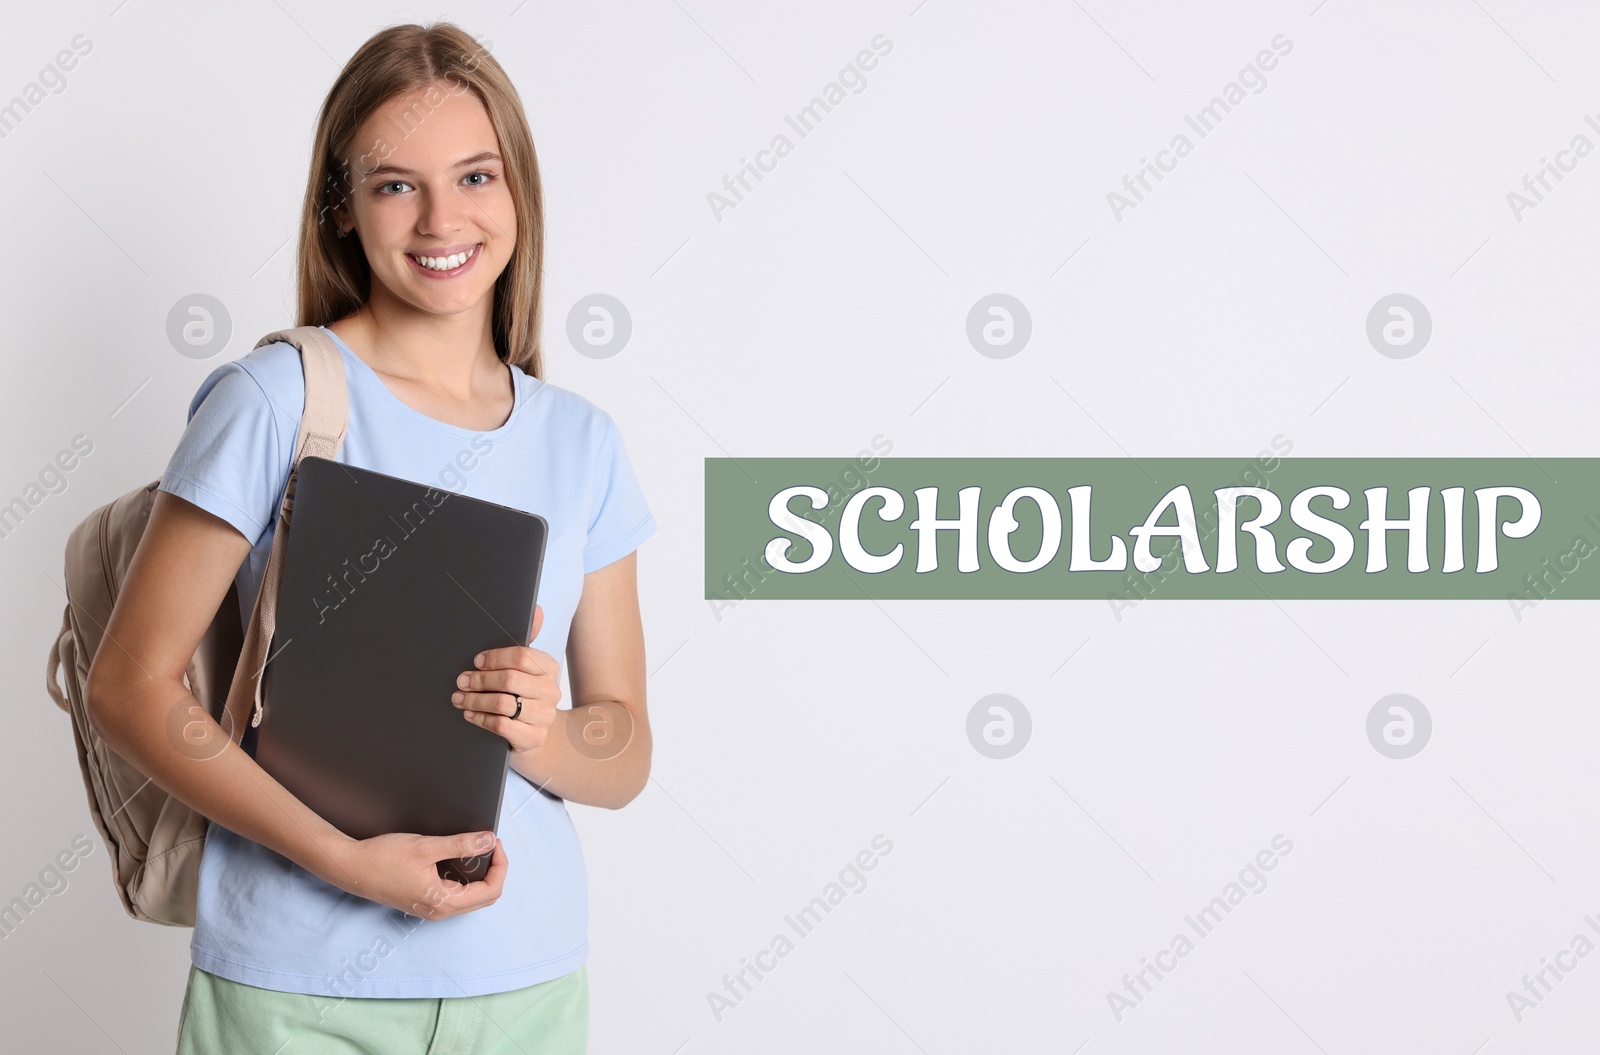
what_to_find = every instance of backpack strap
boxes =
[218,327,349,742]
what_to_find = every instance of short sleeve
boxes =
[158,361,292,544]
[582,412,657,573]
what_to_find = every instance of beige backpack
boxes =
[44,326,348,926]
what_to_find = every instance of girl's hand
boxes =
[317,831,507,919]
[452,604,561,755]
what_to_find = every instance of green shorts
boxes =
[174,963,588,1054]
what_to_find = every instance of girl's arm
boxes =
[466,552,651,808]
[86,490,508,918]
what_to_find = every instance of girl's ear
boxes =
[325,188,354,237]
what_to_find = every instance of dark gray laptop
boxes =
[253,456,547,884]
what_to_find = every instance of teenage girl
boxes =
[86,22,654,1054]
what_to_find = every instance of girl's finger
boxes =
[471,645,558,677]
[451,690,523,717]
[456,667,540,695]
[466,710,539,750]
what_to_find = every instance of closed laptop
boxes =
[254,456,547,883]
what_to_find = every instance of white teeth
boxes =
[413,246,476,271]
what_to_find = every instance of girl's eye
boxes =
[375,172,495,195]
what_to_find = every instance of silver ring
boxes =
[511,695,524,721]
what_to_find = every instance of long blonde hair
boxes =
[296,22,545,377]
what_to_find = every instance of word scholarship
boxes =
[762,483,1543,576]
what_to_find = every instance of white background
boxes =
[3,0,1599,1052]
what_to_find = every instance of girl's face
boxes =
[336,82,516,318]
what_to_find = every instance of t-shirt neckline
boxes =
[318,325,525,441]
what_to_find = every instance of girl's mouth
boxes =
[406,243,482,279]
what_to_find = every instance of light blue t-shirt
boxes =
[158,326,656,999]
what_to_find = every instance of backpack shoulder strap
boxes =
[218,326,349,742]
[267,325,349,461]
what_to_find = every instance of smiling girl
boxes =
[86,22,654,1055]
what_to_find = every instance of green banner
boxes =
[704,457,1600,603]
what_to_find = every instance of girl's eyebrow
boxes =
[364,150,502,179]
